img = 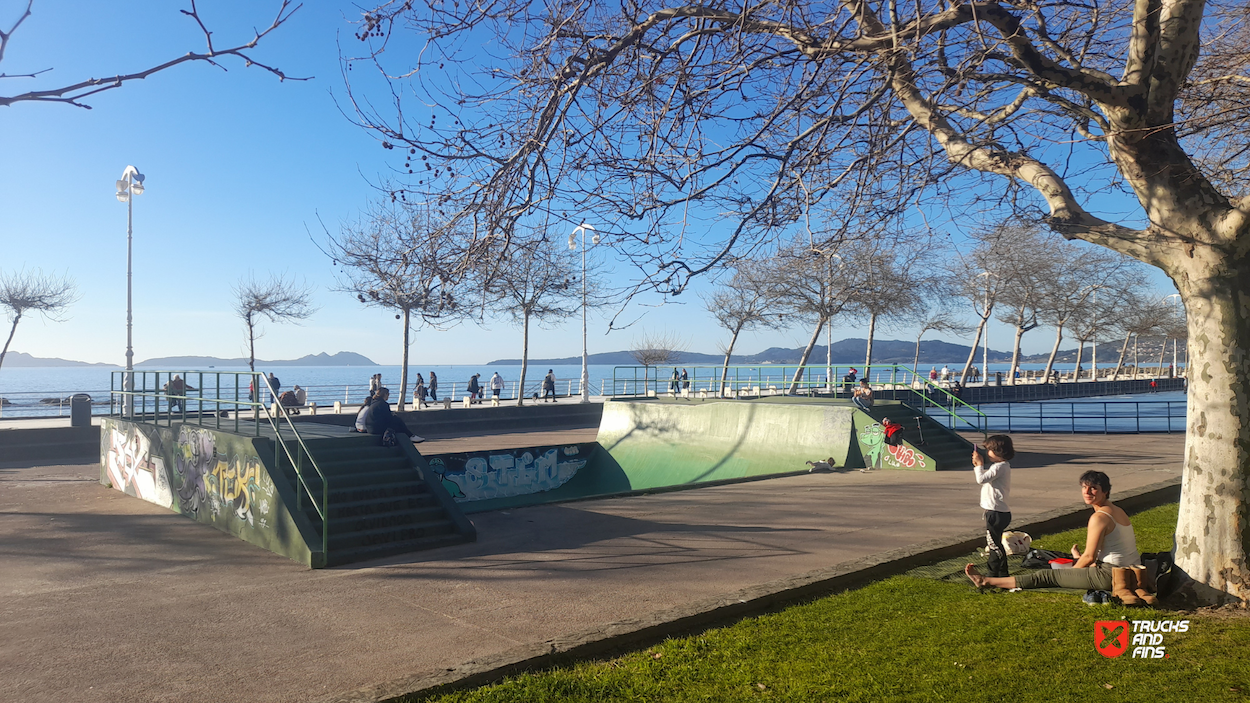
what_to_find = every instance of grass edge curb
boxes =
[316,476,1182,703]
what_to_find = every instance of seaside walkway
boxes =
[1,431,1182,703]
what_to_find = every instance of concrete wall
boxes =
[99,418,318,565]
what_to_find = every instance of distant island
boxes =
[2,352,118,368]
[136,352,378,368]
[488,338,1112,367]
[2,351,377,368]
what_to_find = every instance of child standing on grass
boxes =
[973,434,1016,578]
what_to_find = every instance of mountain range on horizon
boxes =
[487,338,1139,367]
[2,351,378,368]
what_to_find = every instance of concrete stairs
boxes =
[268,435,475,566]
[860,403,976,470]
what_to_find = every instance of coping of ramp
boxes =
[317,476,1182,703]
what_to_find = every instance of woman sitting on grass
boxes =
[964,470,1152,603]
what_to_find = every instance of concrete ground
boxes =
[1,432,1183,703]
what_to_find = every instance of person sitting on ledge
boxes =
[964,470,1154,604]
[366,387,424,443]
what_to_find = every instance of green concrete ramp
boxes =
[598,397,860,481]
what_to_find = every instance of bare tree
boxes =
[946,231,1012,386]
[1,2,305,109]
[910,308,974,377]
[233,275,316,372]
[990,224,1055,384]
[704,267,779,395]
[487,238,584,406]
[321,202,464,408]
[630,330,686,391]
[346,0,1250,601]
[0,269,77,371]
[1034,246,1135,385]
[845,238,926,371]
[743,243,859,394]
[1106,295,1173,381]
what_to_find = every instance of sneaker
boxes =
[1083,590,1110,605]
[411,435,426,444]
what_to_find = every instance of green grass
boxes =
[410,504,1250,702]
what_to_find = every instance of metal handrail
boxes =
[936,399,1187,434]
[907,376,991,435]
[257,374,329,558]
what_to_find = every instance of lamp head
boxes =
[591,233,600,245]
[116,191,129,203]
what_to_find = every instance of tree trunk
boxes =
[1155,335,1168,377]
[1009,325,1024,386]
[912,330,923,376]
[398,308,410,409]
[517,312,530,406]
[1041,326,1064,384]
[864,312,878,371]
[1133,334,1139,378]
[959,317,986,385]
[0,311,21,371]
[247,313,256,372]
[721,325,742,397]
[1172,273,1250,603]
[787,317,826,395]
[1111,332,1131,381]
[1072,341,1085,381]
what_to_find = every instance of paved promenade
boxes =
[1,432,1183,703]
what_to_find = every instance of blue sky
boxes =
[0,1,1177,366]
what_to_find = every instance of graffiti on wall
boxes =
[426,445,588,502]
[104,421,275,529]
[105,425,174,509]
[856,422,929,470]
[174,426,275,527]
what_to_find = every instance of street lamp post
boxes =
[115,166,145,416]
[570,223,599,403]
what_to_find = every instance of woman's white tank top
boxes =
[1095,510,1142,567]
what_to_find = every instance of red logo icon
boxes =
[1095,621,1129,658]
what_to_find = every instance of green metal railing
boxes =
[110,370,330,557]
[609,363,989,435]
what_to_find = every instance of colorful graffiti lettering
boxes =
[206,455,270,525]
[105,426,173,508]
[857,422,930,470]
[887,443,927,469]
[433,447,587,502]
[175,426,215,516]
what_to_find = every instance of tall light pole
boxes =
[116,166,145,415]
[826,253,842,393]
[977,270,997,385]
[570,223,599,403]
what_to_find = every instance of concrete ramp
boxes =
[597,398,861,483]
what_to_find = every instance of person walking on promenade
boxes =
[929,367,938,381]
[851,378,874,412]
[542,369,557,402]
[972,435,1015,578]
[413,374,429,408]
[369,373,381,396]
[467,373,482,403]
[490,371,504,400]
[940,365,950,383]
[681,368,689,391]
[670,367,681,393]
[164,375,196,413]
[429,371,439,402]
